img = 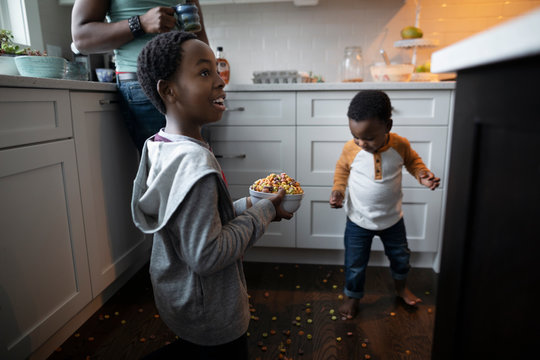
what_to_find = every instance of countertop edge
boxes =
[431,7,540,73]
[223,82,455,91]
[0,74,456,91]
[0,75,118,91]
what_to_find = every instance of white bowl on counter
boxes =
[370,63,414,82]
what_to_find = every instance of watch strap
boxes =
[128,16,145,38]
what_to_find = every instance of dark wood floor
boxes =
[48,261,438,360]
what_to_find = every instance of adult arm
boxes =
[71,0,208,55]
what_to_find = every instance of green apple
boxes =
[401,26,423,39]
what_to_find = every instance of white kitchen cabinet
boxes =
[296,126,448,188]
[219,92,295,126]
[0,141,91,359]
[297,90,452,126]
[296,186,443,252]
[0,83,150,359]
[0,87,72,149]
[296,89,451,258]
[209,125,296,247]
[212,87,454,268]
[70,92,150,297]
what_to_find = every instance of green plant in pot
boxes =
[1,29,47,76]
[1,29,45,56]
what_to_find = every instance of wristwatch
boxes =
[128,16,145,38]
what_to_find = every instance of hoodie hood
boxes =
[132,139,222,234]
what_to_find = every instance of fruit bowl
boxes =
[370,63,414,82]
[14,56,67,79]
[249,188,304,213]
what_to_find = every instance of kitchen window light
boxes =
[0,0,44,51]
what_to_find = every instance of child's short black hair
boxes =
[137,31,197,114]
[347,90,392,124]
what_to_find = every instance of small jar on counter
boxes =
[341,46,364,82]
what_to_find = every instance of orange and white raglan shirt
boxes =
[332,132,430,231]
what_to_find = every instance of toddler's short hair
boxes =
[137,31,197,114]
[347,90,392,124]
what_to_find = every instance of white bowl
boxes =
[14,56,67,79]
[370,63,414,82]
[0,56,19,75]
[249,188,304,213]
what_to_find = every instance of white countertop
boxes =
[0,74,455,91]
[0,74,118,91]
[431,7,540,73]
[223,82,454,91]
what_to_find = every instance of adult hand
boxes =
[269,189,293,222]
[140,6,177,34]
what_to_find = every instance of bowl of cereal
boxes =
[249,173,304,213]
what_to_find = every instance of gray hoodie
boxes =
[131,134,275,346]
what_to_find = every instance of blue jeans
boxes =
[116,79,166,153]
[344,217,411,299]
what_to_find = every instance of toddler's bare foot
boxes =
[395,279,422,306]
[398,287,422,306]
[338,297,359,319]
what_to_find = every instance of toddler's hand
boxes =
[419,171,441,190]
[269,189,293,222]
[329,190,344,208]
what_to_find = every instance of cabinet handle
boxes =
[215,154,246,159]
[226,107,245,112]
[99,99,120,105]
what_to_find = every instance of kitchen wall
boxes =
[201,0,540,83]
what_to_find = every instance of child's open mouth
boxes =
[212,97,226,111]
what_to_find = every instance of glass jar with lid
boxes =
[340,46,364,82]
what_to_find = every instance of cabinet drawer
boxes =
[297,90,452,126]
[296,186,442,252]
[0,88,72,149]
[209,126,295,185]
[297,126,447,188]
[228,185,296,248]
[218,92,295,126]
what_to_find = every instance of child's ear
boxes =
[157,79,175,104]
[386,119,393,133]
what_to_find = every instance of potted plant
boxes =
[1,29,45,75]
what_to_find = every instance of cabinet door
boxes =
[70,92,149,297]
[209,126,296,185]
[218,92,295,126]
[228,185,295,247]
[0,88,72,149]
[297,126,447,188]
[297,90,452,126]
[0,140,91,359]
[296,186,442,252]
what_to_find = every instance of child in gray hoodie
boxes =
[131,31,293,359]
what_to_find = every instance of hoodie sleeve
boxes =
[167,174,275,276]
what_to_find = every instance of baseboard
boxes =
[244,247,436,269]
